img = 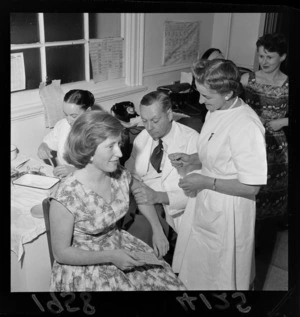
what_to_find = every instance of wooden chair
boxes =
[42,197,55,267]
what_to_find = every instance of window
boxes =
[11,13,145,120]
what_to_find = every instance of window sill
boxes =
[11,81,148,122]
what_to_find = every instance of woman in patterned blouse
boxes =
[48,110,186,291]
[241,33,288,227]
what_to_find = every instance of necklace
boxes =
[227,97,239,110]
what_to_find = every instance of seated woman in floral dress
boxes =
[49,110,186,291]
[241,33,288,224]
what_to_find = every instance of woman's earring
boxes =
[225,96,229,100]
[90,156,94,163]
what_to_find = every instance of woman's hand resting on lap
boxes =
[110,249,145,271]
[152,228,169,259]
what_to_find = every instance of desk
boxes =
[11,154,58,292]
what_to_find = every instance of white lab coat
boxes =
[125,120,199,232]
[172,102,267,290]
[43,118,71,165]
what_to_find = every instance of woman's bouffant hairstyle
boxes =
[256,33,287,56]
[140,91,172,112]
[64,89,95,110]
[64,111,123,169]
[192,59,242,99]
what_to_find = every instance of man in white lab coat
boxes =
[123,91,199,263]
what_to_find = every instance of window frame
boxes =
[11,13,146,121]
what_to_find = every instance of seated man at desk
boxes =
[123,91,199,264]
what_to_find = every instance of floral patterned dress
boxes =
[49,168,186,291]
[243,72,288,220]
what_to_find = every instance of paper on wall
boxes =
[163,21,199,66]
[11,52,26,92]
[39,80,65,128]
[89,38,124,83]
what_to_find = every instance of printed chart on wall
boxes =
[163,21,200,66]
[89,38,124,83]
[11,52,26,92]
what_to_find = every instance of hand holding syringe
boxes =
[163,151,190,178]
[168,152,191,169]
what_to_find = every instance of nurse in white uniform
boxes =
[37,89,95,178]
[169,59,267,290]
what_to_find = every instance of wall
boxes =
[228,13,265,69]
[210,13,232,58]
[211,13,266,70]
[141,13,214,105]
[143,13,213,73]
[11,12,264,159]
[11,115,48,161]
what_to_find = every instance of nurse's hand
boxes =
[179,173,204,195]
[132,182,158,205]
[168,152,191,168]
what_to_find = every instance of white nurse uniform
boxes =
[173,100,267,290]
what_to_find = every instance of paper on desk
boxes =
[11,186,49,261]
[11,155,57,261]
[39,80,65,128]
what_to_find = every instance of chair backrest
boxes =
[42,197,54,267]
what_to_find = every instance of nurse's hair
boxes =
[64,89,95,111]
[64,111,123,169]
[192,59,242,99]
